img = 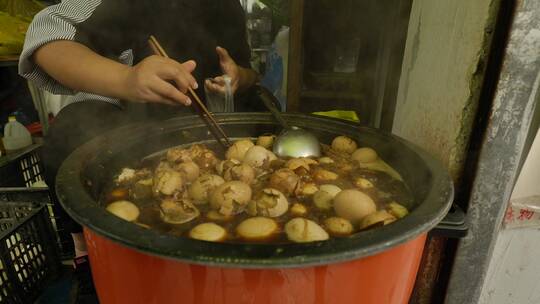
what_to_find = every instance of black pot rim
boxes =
[56,113,454,268]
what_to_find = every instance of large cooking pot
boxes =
[56,113,453,304]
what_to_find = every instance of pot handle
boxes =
[430,204,468,238]
[256,85,284,111]
[256,85,292,130]
[256,85,283,112]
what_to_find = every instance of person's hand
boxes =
[205,47,240,95]
[122,55,198,106]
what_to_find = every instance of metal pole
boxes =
[445,1,540,303]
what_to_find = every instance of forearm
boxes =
[237,66,259,92]
[33,40,131,99]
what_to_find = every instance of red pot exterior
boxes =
[84,228,426,304]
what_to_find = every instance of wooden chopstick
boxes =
[147,35,232,149]
[148,40,161,57]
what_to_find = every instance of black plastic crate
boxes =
[0,145,44,188]
[0,188,61,304]
[0,145,74,259]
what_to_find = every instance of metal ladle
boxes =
[259,87,321,158]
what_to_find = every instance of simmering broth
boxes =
[102,135,412,243]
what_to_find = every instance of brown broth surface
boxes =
[101,143,413,243]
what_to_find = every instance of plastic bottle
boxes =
[3,116,32,152]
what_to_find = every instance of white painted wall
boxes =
[392,0,495,180]
[480,127,540,304]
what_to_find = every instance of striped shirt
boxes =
[18,0,250,109]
